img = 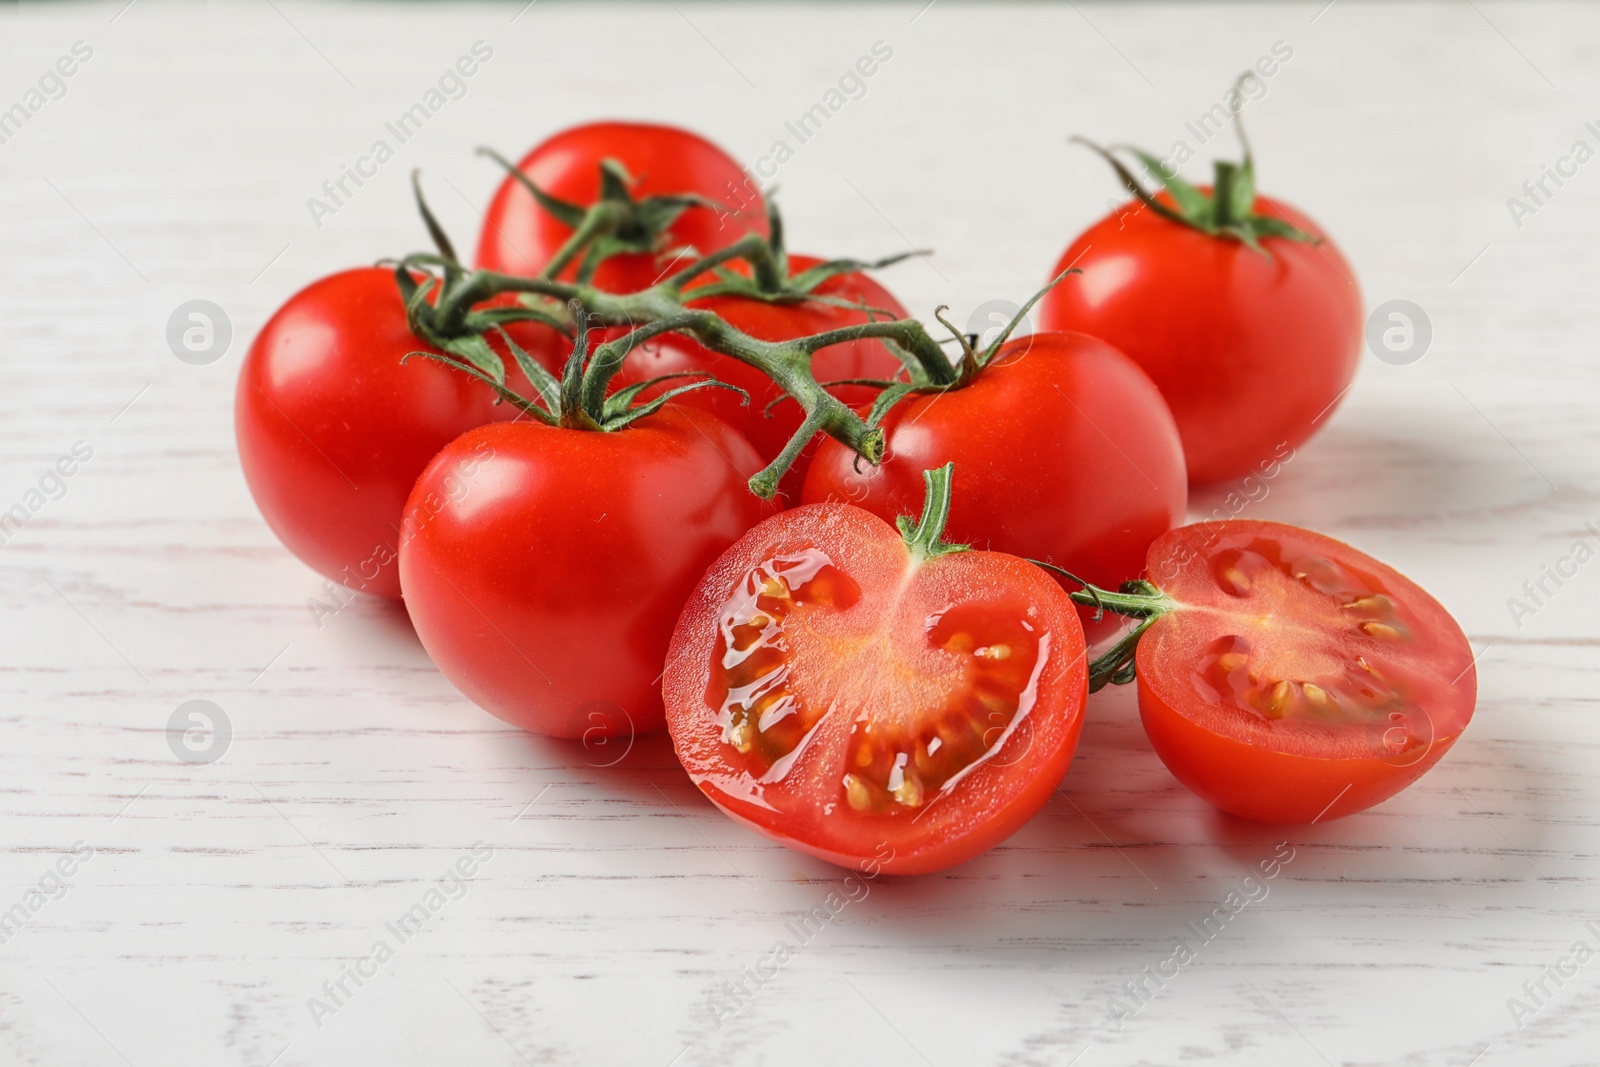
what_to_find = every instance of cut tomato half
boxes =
[1069,520,1477,823]
[664,468,1089,875]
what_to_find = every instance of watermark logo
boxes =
[1507,920,1600,1030]
[0,842,95,946]
[1366,299,1431,366]
[0,40,94,149]
[1506,123,1600,230]
[708,842,895,1029]
[167,300,232,365]
[306,41,494,230]
[578,700,635,768]
[966,299,1026,352]
[1107,842,1296,1030]
[717,40,896,229]
[167,699,232,764]
[1143,42,1294,179]
[307,439,496,624]
[1151,441,1295,584]
[0,440,94,548]
[1506,520,1600,629]
[306,843,494,1029]
[1372,705,1436,768]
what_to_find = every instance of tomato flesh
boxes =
[1136,521,1475,822]
[665,504,1088,874]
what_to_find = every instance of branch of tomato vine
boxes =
[392,168,1062,498]
[1030,560,1175,692]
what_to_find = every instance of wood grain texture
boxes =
[1,1,1597,1064]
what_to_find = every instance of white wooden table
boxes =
[2,2,1595,1063]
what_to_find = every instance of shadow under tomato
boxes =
[492,722,705,807]
[367,594,424,650]
[1207,404,1562,535]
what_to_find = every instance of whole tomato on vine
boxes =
[476,121,767,292]
[399,311,775,738]
[804,293,1187,598]
[236,265,565,599]
[1039,106,1361,485]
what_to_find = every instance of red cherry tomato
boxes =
[475,121,767,292]
[664,491,1088,875]
[613,255,908,500]
[802,332,1186,593]
[1040,194,1362,485]
[236,267,564,599]
[1133,520,1475,822]
[398,409,773,739]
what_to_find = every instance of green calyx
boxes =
[429,299,748,433]
[479,147,731,285]
[393,171,571,385]
[675,200,917,316]
[1030,561,1175,692]
[391,174,898,496]
[844,266,1080,437]
[898,463,969,562]
[1073,74,1319,251]
[397,174,748,433]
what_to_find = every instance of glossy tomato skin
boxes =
[802,332,1186,593]
[398,409,773,739]
[236,267,565,600]
[1135,520,1476,823]
[614,256,909,500]
[664,504,1089,875]
[475,121,767,292]
[1040,195,1362,485]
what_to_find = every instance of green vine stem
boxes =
[1031,560,1176,692]
[396,167,1061,498]
[403,297,749,436]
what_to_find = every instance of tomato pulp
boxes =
[475,121,767,292]
[236,267,564,599]
[398,409,772,739]
[1131,520,1475,822]
[1040,194,1361,485]
[664,489,1089,875]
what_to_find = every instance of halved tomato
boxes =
[1130,520,1476,823]
[663,468,1089,874]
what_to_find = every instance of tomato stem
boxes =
[396,165,1087,497]
[558,301,603,430]
[1030,561,1175,691]
[898,463,969,562]
[403,254,945,497]
[1071,73,1321,251]
[477,147,730,285]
